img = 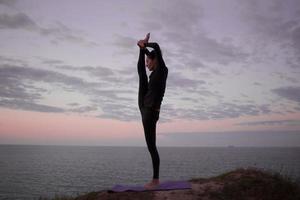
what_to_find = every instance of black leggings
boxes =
[140,107,160,179]
[138,59,160,179]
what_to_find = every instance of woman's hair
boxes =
[147,50,156,60]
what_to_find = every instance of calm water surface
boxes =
[0,145,299,199]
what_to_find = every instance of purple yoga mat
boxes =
[109,180,192,192]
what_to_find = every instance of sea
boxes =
[0,145,299,200]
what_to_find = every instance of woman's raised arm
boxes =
[145,42,166,68]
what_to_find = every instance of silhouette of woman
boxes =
[137,33,168,189]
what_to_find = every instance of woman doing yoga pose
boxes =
[137,33,168,189]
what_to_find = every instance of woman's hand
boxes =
[137,33,150,48]
[137,39,145,48]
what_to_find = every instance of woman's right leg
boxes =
[137,48,148,110]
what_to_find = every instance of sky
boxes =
[0,0,300,147]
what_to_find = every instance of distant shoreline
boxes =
[1,144,300,148]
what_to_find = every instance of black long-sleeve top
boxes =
[138,42,168,110]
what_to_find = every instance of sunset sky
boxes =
[0,0,300,146]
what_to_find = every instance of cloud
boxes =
[291,26,300,55]
[0,61,215,122]
[0,64,94,90]
[68,105,98,113]
[0,98,65,113]
[162,102,271,121]
[40,21,98,46]
[140,0,203,33]
[55,65,115,80]
[272,86,300,103]
[97,102,138,121]
[0,54,27,66]
[239,0,300,40]
[54,64,139,89]
[110,35,139,56]
[0,57,284,123]
[67,102,80,107]
[0,0,17,7]
[238,0,300,67]
[271,72,299,84]
[188,36,249,65]
[112,35,137,50]
[0,63,140,120]
[0,64,93,113]
[0,12,97,46]
[140,21,162,31]
[0,12,37,30]
[253,82,262,86]
[0,77,42,100]
[167,71,205,90]
[235,119,300,126]
[196,88,223,98]
[39,58,65,65]
[111,0,249,72]
[137,0,249,67]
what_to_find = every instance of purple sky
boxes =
[0,0,300,146]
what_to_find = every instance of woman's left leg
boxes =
[142,108,160,179]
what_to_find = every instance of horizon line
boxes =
[1,144,299,148]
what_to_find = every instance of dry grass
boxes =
[209,167,300,200]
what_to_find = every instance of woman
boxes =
[137,33,168,189]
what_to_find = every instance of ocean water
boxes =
[0,145,299,200]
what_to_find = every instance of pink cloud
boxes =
[1,108,299,145]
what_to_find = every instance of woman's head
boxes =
[146,50,157,71]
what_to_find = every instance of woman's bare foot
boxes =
[144,32,150,43]
[144,178,160,189]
